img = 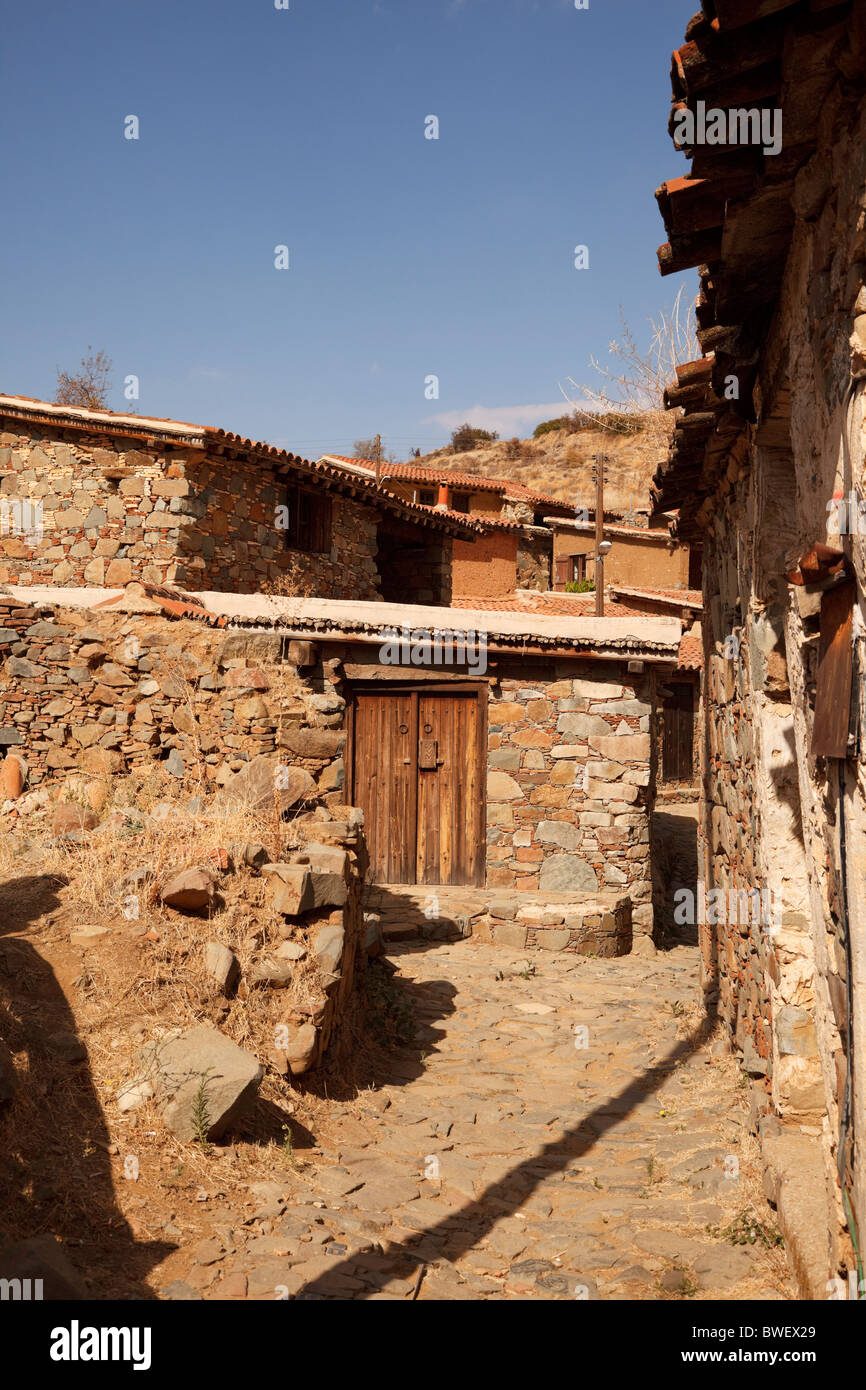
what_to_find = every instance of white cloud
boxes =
[423,401,569,436]
[188,366,230,382]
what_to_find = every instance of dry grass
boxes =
[0,749,421,1298]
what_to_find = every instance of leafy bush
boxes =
[565,578,595,594]
[450,423,499,453]
[534,415,575,439]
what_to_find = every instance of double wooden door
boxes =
[349,686,485,886]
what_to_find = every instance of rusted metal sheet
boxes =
[786,542,846,587]
[812,579,855,759]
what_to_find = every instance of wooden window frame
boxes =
[451,491,471,513]
[284,482,332,554]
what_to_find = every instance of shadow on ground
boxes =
[0,874,172,1298]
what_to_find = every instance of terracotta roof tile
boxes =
[0,394,483,540]
[677,632,704,670]
[609,585,703,608]
[321,456,573,511]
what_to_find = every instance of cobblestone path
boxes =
[169,934,793,1302]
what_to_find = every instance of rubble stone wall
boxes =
[0,599,348,798]
[696,82,866,1265]
[0,421,383,598]
[486,659,654,936]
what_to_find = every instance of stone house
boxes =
[653,0,866,1292]
[320,456,576,598]
[0,583,682,951]
[0,396,481,603]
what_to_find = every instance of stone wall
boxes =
[0,598,347,798]
[0,595,659,947]
[693,77,866,1275]
[0,420,382,597]
[516,527,552,591]
[364,882,632,956]
[486,659,654,937]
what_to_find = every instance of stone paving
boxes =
[166,932,793,1302]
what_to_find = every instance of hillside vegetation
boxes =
[414,421,668,518]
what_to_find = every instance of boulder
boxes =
[46,1033,87,1063]
[0,1234,87,1300]
[277,727,344,759]
[214,754,314,816]
[538,856,599,893]
[293,845,348,908]
[117,1078,154,1113]
[263,864,315,916]
[314,922,345,976]
[139,1024,263,1141]
[235,842,269,870]
[249,956,294,989]
[277,941,307,961]
[160,868,216,913]
[487,770,522,801]
[52,803,98,837]
[288,641,317,668]
[537,821,581,850]
[165,749,186,779]
[281,1022,318,1075]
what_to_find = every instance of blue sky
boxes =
[2,0,694,458]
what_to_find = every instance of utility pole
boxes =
[373,433,382,486]
[594,453,605,616]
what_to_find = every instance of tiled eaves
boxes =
[323,455,577,513]
[609,585,703,609]
[0,394,482,542]
[677,632,704,671]
[651,1,860,534]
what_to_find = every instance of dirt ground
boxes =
[0,798,795,1301]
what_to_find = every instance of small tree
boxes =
[353,437,395,464]
[450,423,499,453]
[55,347,112,410]
[562,286,699,451]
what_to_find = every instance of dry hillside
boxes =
[414,424,669,517]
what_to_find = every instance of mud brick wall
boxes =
[0,600,347,798]
[486,659,654,935]
[0,422,382,598]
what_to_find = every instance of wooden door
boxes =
[350,686,484,886]
[662,682,695,782]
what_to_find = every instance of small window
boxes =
[419,489,435,506]
[554,553,589,591]
[284,483,332,554]
[451,491,470,513]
